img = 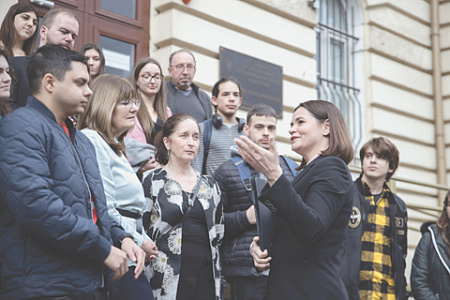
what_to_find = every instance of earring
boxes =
[166,150,170,160]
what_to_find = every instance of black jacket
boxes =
[340,176,408,300]
[411,223,450,300]
[9,55,31,108]
[213,152,296,277]
[260,155,353,299]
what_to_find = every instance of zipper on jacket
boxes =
[68,137,105,289]
[69,140,93,219]
[429,226,450,275]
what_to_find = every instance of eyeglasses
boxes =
[119,99,141,109]
[138,73,163,81]
[170,64,195,72]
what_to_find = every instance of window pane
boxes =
[99,35,135,79]
[330,39,345,82]
[101,0,136,19]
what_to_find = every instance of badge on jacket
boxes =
[349,206,361,228]
[395,217,405,235]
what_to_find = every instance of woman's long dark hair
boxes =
[80,43,106,79]
[0,3,38,57]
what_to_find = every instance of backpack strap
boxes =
[280,156,298,177]
[202,119,213,175]
[231,156,273,255]
[230,156,253,199]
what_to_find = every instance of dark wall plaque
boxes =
[219,47,283,118]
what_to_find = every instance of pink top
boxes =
[126,106,172,143]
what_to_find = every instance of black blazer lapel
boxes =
[291,156,324,186]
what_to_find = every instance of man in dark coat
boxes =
[0,45,145,299]
[340,137,408,300]
[214,104,297,300]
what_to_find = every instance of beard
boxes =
[175,76,192,89]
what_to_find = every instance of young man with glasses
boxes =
[341,137,408,300]
[166,49,213,123]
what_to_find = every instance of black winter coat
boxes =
[213,153,296,277]
[340,176,408,300]
[411,224,450,300]
[0,97,124,299]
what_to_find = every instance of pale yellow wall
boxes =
[364,0,439,203]
[443,0,450,189]
[0,0,448,292]
[150,0,316,161]
[0,0,17,26]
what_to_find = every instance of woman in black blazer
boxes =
[235,100,354,300]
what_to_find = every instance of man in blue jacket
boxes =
[0,45,145,299]
[340,137,408,300]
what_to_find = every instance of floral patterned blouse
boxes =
[143,167,223,300]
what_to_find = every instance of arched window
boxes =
[316,0,363,158]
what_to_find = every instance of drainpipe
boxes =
[430,0,446,203]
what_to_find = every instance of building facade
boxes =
[2,0,450,290]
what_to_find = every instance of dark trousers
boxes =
[111,266,154,300]
[32,296,97,300]
[227,275,268,300]
[31,289,106,300]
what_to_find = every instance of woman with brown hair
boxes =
[411,191,450,300]
[0,47,12,118]
[78,74,158,300]
[238,100,354,299]
[128,57,171,144]
[126,58,172,174]
[80,43,105,81]
[0,3,38,57]
[143,113,223,299]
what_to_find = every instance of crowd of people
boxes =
[0,4,447,300]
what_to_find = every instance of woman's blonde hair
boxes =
[77,74,136,156]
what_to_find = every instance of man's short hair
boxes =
[360,137,400,181]
[28,44,88,95]
[168,49,196,66]
[246,103,277,126]
[42,8,79,29]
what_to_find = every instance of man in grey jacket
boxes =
[166,49,212,123]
